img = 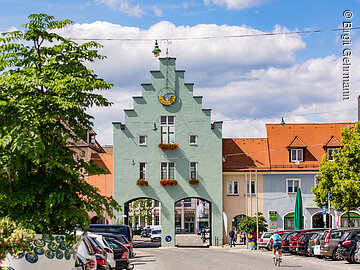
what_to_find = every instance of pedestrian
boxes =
[241,231,246,245]
[229,227,235,247]
[234,228,238,244]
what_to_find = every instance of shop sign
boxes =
[269,211,277,220]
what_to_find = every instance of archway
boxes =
[174,197,211,247]
[124,198,162,229]
[284,212,294,230]
[341,212,360,227]
[312,212,332,228]
[232,214,246,229]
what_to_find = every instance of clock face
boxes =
[158,87,176,105]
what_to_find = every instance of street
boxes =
[132,236,359,270]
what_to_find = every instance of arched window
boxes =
[284,212,294,230]
[232,214,246,229]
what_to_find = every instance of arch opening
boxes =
[174,197,211,247]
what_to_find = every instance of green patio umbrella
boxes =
[294,188,304,230]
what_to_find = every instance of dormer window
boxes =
[88,133,95,144]
[327,148,338,161]
[291,149,303,162]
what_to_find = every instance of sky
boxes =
[1,0,360,145]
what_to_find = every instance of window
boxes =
[327,148,338,161]
[184,198,192,207]
[291,149,303,162]
[246,180,256,195]
[287,179,300,193]
[189,135,197,145]
[139,162,146,179]
[161,162,175,179]
[160,116,175,143]
[227,181,239,195]
[190,162,197,179]
[138,135,147,145]
[88,133,95,144]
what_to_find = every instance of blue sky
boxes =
[1,0,360,144]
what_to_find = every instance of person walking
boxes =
[229,228,235,247]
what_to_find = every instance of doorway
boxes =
[312,212,332,228]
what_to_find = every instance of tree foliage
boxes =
[238,212,268,234]
[0,14,120,237]
[128,199,154,225]
[312,122,360,217]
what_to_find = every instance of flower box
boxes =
[160,179,178,186]
[136,179,149,186]
[188,178,200,185]
[158,143,179,150]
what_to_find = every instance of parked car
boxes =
[281,231,298,253]
[320,228,354,260]
[133,227,142,235]
[308,231,326,257]
[104,237,133,270]
[296,232,317,256]
[289,229,327,254]
[88,225,133,245]
[258,232,272,250]
[87,236,109,264]
[338,228,360,263]
[99,233,134,258]
[140,228,151,238]
[76,253,91,270]
[88,232,116,269]
[77,235,97,270]
[151,229,162,242]
[95,254,110,270]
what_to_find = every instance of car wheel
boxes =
[350,252,359,264]
[354,252,360,263]
[332,248,341,261]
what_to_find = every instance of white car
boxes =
[87,232,116,269]
[151,229,162,242]
[77,235,97,270]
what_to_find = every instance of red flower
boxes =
[188,178,199,185]
[160,179,178,186]
[158,143,179,150]
[137,178,149,186]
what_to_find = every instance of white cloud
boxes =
[97,0,144,17]
[204,0,269,10]
[55,21,359,145]
[153,5,163,17]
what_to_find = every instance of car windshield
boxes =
[310,233,318,240]
[340,231,352,241]
[263,232,272,238]
[286,232,298,239]
[152,230,161,234]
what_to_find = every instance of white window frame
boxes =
[245,180,256,195]
[138,135,147,146]
[189,162,197,179]
[287,179,301,194]
[160,162,175,180]
[227,181,239,196]
[189,135,198,145]
[160,115,175,144]
[291,148,303,162]
[327,148,338,161]
[139,162,146,179]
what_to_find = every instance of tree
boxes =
[312,122,360,225]
[238,212,268,234]
[0,13,120,240]
[128,199,154,226]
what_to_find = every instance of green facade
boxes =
[113,58,223,247]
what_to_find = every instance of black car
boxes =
[282,232,297,253]
[105,237,133,270]
[338,229,360,263]
[296,232,317,256]
[133,227,142,235]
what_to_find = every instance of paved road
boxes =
[131,243,359,270]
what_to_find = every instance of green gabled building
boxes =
[113,57,223,247]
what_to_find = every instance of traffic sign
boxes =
[165,235,172,242]
[322,206,327,215]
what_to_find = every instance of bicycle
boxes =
[273,245,281,267]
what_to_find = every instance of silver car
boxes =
[258,232,273,250]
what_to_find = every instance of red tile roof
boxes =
[222,138,270,171]
[266,123,353,171]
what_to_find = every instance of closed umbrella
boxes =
[294,188,303,230]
